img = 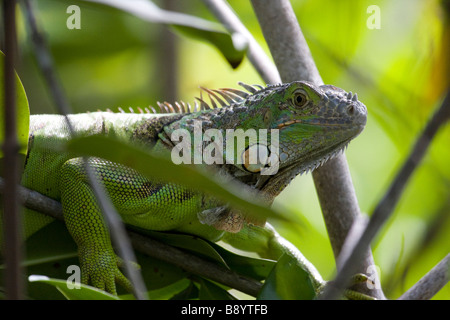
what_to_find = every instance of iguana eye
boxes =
[293,92,307,107]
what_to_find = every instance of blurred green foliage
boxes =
[7,0,450,299]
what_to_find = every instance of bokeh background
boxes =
[8,0,450,299]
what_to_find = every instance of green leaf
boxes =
[152,231,276,281]
[8,222,188,299]
[118,278,192,300]
[257,253,316,300]
[65,135,293,224]
[170,280,199,300]
[140,230,275,280]
[0,221,79,299]
[211,243,275,281]
[141,230,228,267]
[134,250,188,292]
[198,278,236,300]
[172,25,247,69]
[21,221,78,267]
[137,230,275,284]
[82,0,247,68]
[146,278,192,300]
[28,275,120,300]
[0,51,30,168]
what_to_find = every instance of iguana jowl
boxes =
[0,81,367,295]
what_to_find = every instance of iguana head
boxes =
[164,80,366,192]
[180,81,366,191]
[160,81,367,231]
[235,81,367,196]
[231,81,366,175]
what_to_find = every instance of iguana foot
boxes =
[78,245,133,295]
[320,273,377,300]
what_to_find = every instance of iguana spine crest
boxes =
[102,82,282,115]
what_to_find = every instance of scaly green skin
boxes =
[0,81,367,296]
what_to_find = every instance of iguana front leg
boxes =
[59,156,218,294]
[60,157,133,294]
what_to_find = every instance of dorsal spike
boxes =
[200,86,227,107]
[238,82,258,93]
[192,101,198,112]
[195,97,212,110]
[128,107,135,113]
[216,89,244,102]
[137,107,144,114]
[213,89,240,104]
[208,94,218,109]
[156,102,163,113]
[219,87,250,99]
[118,107,125,113]
[180,101,191,113]
[174,101,183,113]
[106,108,113,113]
[164,102,175,113]
[156,101,168,113]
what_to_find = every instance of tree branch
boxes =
[129,232,263,297]
[398,254,450,300]
[0,176,263,297]
[249,0,384,299]
[250,0,322,85]
[322,90,450,299]
[201,0,280,84]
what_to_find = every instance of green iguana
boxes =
[0,81,367,297]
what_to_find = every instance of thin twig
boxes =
[2,0,23,300]
[321,90,450,299]
[249,0,384,299]
[21,0,72,118]
[21,0,148,300]
[0,177,62,220]
[201,0,280,84]
[0,176,263,297]
[398,254,450,300]
[158,0,179,103]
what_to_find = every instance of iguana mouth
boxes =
[277,119,302,128]
[255,138,352,196]
[286,138,351,174]
[277,119,362,129]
